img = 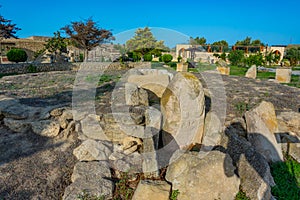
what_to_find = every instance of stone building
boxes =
[0,36,50,63]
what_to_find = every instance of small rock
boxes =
[73,139,112,161]
[31,120,61,137]
[132,180,171,200]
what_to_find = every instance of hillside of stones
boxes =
[0,67,299,200]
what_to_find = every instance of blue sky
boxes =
[1,0,300,47]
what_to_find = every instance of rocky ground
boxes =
[0,68,299,199]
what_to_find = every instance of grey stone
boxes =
[245,101,283,162]
[161,72,205,150]
[73,139,112,161]
[165,151,240,200]
[31,120,60,137]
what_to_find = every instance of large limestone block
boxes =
[245,101,283,162]
[217,66,230,75]
[127,74,170,98]
[276,68,292,83]
[176,62,188,72]
[245,65,257,79]
[165,151,240,200]
[161,72,205,150]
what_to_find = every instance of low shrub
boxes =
[161,54,173,63]
[6,49,28,63]
[143,53,153,61]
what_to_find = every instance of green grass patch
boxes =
[270,156,300,200]
[170,189,180,200]
[85,74,120,85]
[283,75,300,88]
[257,71,275,80]
[190,64,216,72]
[235,190,250,200]
[229,65,248,76]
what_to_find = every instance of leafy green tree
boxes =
[44,31,68,62]
[284,47,300,66]
[126,27,167,56]
[190,36,206,45]
[244,53,265,67]
[6,48,27,63]
[212,40,229,47]
[143,53,152,61]
[61,18,114,61]
[0,14,20,39]
[265,51,281,66]
[235,37,264,46]
[228,50,245,66]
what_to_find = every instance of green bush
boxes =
[6,49,28,63]
[161,54,173,63]
[143,53,153,61]
[228,50,244,66]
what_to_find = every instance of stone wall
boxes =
[0,63,81,74]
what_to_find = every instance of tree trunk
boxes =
[84,49,88,62]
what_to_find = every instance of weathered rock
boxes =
[245,101,283,162]
[110,152,143,173]
[73,139,112,161]
[221,130,275,200]
[63,161,113,200]
[125,82,149,106]
[276,68,292,83]
[58,109,73,129]
[145,106,162,149]
[277,111,300,162]
[50,107,64,117]
[161,72,205,150]
[128,74,170,98]
[245,65,257,79]
[122,136,142,155]
[103,112,143,125]
[165,151,240,200]
[3,118,31,132]
[217,66,230,75]
[238,150,275,200]
[201,111,223,151]
[80,114,106,140]
[71,161,111,182]
[61,120,76,138]
[176,62,188,72]
[132,180,171,200]
[31,120,60,137]
[277,111,300,137]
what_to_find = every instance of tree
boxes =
[190,36,206,45]
[235,37,264,46]
[265,50,281,66]
[284,47,300,66]
[212,40,228,47]
[126,27,167,56]
[61,18,114,61]
[0,14,20,39]
[6,48,27,63]
[161,54,173,63]
[44,31,68,62]
[228,50,245,66]
[244,53,265,67]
